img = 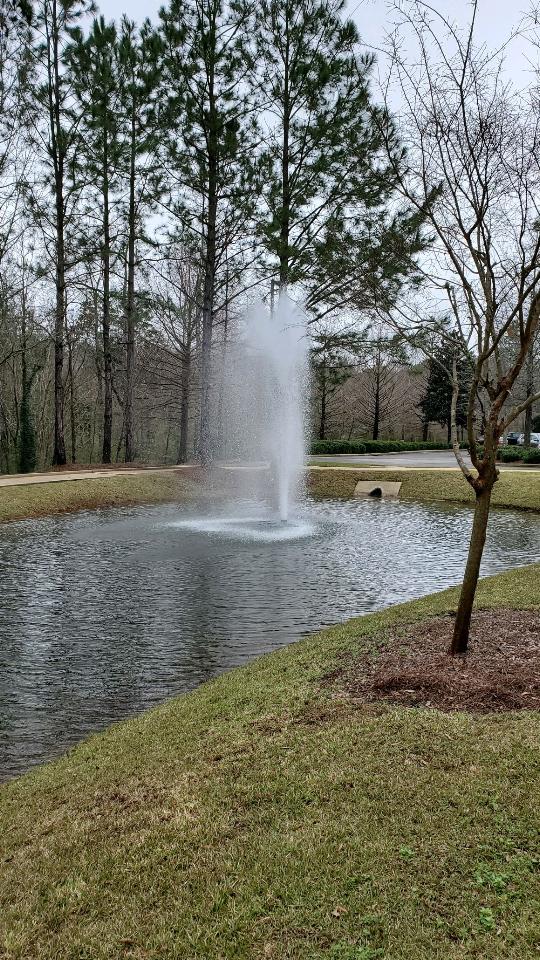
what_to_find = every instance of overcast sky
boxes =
[102,0,532,86]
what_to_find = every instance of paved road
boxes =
[308,450,535,470]
[0,451,535,488]
[0,466,192,488]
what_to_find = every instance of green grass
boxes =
[2,564,540,959]
[2,464,540,526]
[308,466,540,511]
[0,471,200,523]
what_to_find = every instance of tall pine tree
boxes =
[68,16,120,463]
[117,17,162,462]
[159,0,259,464]
[26,0,95,465]
[255,0,426,309]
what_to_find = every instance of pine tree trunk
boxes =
[18,306,36,474]
[102,136,112,464]
[67,327,76,462]
[450,480,493,654]
[124,102,136,463]
[279,18,290,290]
[199,195,216,465]
[198,72,218,466]
[216,295,229,455]
[178,352,191,464]
[53,205,66,466]
[50,0,66,466]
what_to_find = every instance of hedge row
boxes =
[498,446,540,464]
[310,439,456,456]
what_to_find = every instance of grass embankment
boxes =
[308,465,540,511]
[2,564,540,959]
[3,464,540,524]
[0,470,201,523]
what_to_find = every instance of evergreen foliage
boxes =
[419,345,469,441]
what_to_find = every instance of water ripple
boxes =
[0,497,539,779]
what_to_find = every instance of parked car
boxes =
[517,433,540,447]
[476,435,505,445]
[506,431,522,445]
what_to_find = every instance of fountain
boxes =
[242,293,308,522]
[174,293,309,541]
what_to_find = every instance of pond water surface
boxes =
[1,497,539,780]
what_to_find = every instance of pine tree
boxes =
[159,0,259,464]
[68,16,120,463]
[255,0,426,306]
[420,345,468,443]
[311,329,364,440]
[117,17,162,463]
[26,0,95,466]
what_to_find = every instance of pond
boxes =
[1,496,539,780]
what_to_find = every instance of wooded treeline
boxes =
[0,0,428,472]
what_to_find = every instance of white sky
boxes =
[104,0,533,87]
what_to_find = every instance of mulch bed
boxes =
[327,609,540,714]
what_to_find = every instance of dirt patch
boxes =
[327,609,540,713]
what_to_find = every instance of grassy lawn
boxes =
[308,465,540,511]
[0,471,201,523]
[1,564,540,959]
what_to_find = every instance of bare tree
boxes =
[0,2,31,272]
[148,250,201,463]
[384,1,540,653]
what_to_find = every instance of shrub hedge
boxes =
[310,439,455,456]
[311,440,540,460]
[498,446,540,464]
[498,447,525,463]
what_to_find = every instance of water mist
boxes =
[243,293,308,521]
[173,293,309,542]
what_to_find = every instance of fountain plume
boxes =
[222,293,308,522]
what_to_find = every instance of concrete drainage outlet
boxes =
[353,480,402,499]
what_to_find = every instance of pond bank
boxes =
[0,468,202,523]
[2,463,540,523]
[1,563,539,958]
[308,465,540,511]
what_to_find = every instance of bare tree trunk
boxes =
[450,480,493,654]
[449,356,499,654]
[318,359,327,441]
[372,363,381,440]
[524,344,535,448]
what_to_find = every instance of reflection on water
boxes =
[0,497,539,780]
